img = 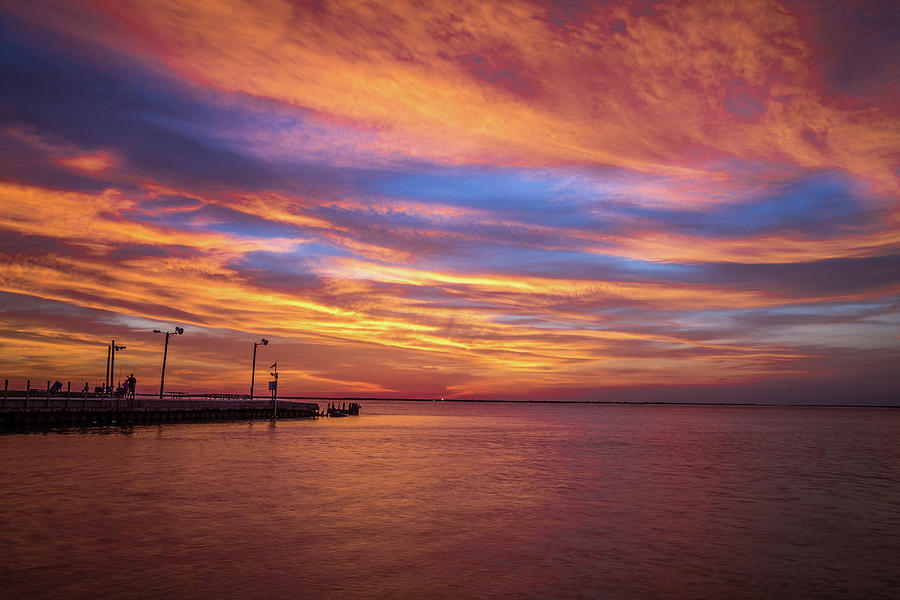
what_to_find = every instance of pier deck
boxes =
[0,395,319,429]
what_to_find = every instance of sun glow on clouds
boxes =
[98,0,900,187]
[0,0,898,401]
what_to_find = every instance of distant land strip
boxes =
[283,397,900,408]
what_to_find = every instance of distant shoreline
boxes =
[3,388,895,408]
[279,397,900,408]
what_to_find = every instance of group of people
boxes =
[112,374,137,399]
[78,378,136,398]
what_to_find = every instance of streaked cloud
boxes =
[0,0,897,402]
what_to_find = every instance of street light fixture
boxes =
[249,338,269,401]
[154,327,184,399]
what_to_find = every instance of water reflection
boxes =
[1,403,898,599]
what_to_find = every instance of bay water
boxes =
[1,402,898,599]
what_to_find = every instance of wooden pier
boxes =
[0,394,320,429]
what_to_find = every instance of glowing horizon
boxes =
[1,0,898,402]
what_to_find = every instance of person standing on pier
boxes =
[127,373,136,400]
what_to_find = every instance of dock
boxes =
[0,394,321,429]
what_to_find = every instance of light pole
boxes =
[110,341,126,391]
[154,327,184,399]
[249,338,269,401]
[269,362,278,419]
[105,341,126,395]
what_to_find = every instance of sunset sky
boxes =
[1,0,898,402]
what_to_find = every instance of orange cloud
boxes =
[0,182,299,256]
[604,218,900,264]
[57,152,115,174]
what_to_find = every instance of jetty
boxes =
[0,391,322,429]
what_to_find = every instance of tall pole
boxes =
[271,363,278,420]
[154,326,182,399]
[110,339,116,390]
[105,343,111,390]
[159,331,170,400]
[250,343,258,401]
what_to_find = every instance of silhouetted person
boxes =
[127,374,136,400]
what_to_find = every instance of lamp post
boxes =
[249,338,269,401]
[269,362,278,419]
[105,341,126,395]
[110,341,126,391]
[154,327,184,399]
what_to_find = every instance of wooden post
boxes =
[83,381,87,409]
[46,380,51,407]
[66,381,71,409]
[3,379,6,408]
[25,379,30,408]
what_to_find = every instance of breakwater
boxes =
[0,395,319,429]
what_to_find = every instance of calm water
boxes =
[1,402,898,599]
